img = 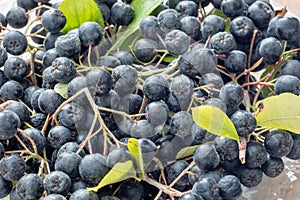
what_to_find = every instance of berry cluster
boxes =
[0,0,300,199]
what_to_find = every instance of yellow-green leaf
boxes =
[58,0,104,33]
[191,105,239,141]
[127,138,145,180]
[54,83,68,99]
[176,145,199,159]
[255,93,300,134]
[87,160,137,192]
[107,0,164,53]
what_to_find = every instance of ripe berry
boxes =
[2,30,28,55]
[264,130,294,158]
[193,143,220,172]
[230,110,257,136]
[16,173,44,200]
[41,9,66,33]
[79,21,103,47]
[110,2,134,26]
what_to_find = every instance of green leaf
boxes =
[259,65,278,98]
[163,55,178,63]
[107,0,164,53]
[58,0,104,33]
[255,93,300,134]
[191,105,239,141]
[176,145,199,159]
[54,83,68,99]
[87,160,137,192]
[127,138,145,180]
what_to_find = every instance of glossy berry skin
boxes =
[286,133,300,160]
[0,80,24,101]
[230,110,257,136]
[179,48,218,78]
[112,64,138,97]
[44,32,64,50]
[139,16,163,40]
[219,82,244,115]
[0,175,12,198]
[179,192,204,200]
[180,16,201,41]
[247,0,274,30]
[118,181,144,200]
[192,177,222,200]
[113,50,136,65]
[57,142,85,158]
[267,15,283,38]
[157,9,181,33]
[145,101,169,127]
[237,166,262,187]
[16,173,44,200]
[201,15,226,42]
[277,60,300,80]
[0,110,20,140]
[47,125,71,149]
[38,89,64,114]
[54,152,82,179]
[170,111,193,139]
[96,55,121,68]
[58,103,86,130]
[218,175,242,200]
[120,94,143,115]
[50,57,76,83]
[55,33,81,58]
[79,154,109,186]
[86,68,113,96]
[165,160,189,190]
[230,16,255,45]
[245,140,267,168]
[165,30,190,55]
[30,23,47,45]
[6,7,28,29]
[2,30,28,55]
[79,21,103,47]
[19,128,46,154]
[221,0,245,19]
[133,38,158,62]
[130,120,155,139]
[0,48,8,67]
[209,32,237,55]
[43,66,59,89]
[142,74,170,101]
[43,194,67,200]
[199,73,224,98]
[274,75,300,95]
[214,136,239,162]
[264,130,293,158]
[5,101,30,125]
[106,148,132,168]
[275,16,300,41]
[110,2,134,26]
[0,154,25,181]
[69,189,99,200]
[193,144,220,172]
[41,9,66,33]
[224,50,247,74]
[261,156,284,178]
[0,13,7,28]
[3,56,28,81]
[44,171,71,195]
[258,37,283,65]
[175,0,198,17]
